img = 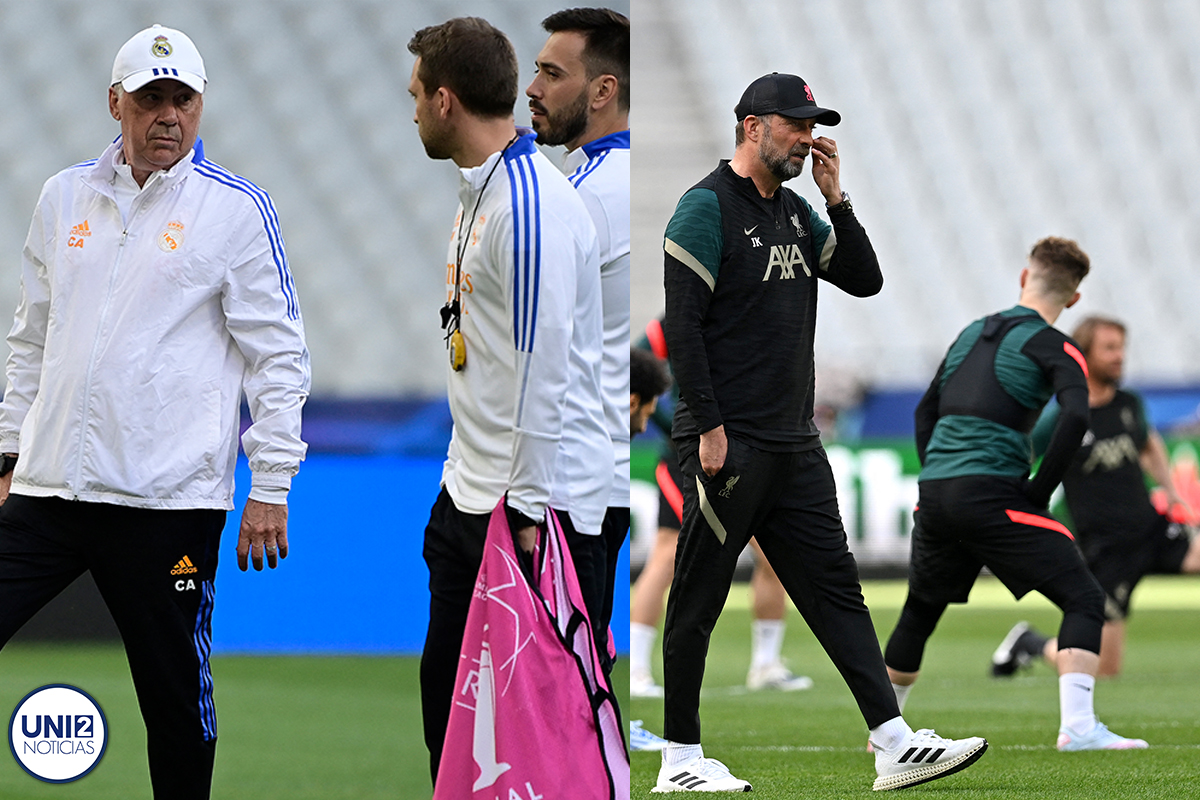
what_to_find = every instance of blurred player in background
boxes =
[527,6,630,677]
[884,238,1148,752]
[655,72,986,792]
[630,347,670,436]
[630,317,814,702]
[992,316,1200,679]
[407,16,611,785]
[0,24,309,799]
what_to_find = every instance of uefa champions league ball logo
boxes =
[8,685,107,783]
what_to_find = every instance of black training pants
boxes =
[420,488,612,786]
[0,494,224,799]
[662,436,899,744]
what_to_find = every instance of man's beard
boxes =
[758,121,806,182]
[419,117,454,160]
[532,89,589,147]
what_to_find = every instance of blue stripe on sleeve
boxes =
[506,158,522,351]
[503,153,543,354]
[569,149,609,188]
[528,158,541,353]
[515,157,533,352]
[194,161,300,320]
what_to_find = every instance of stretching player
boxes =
[631,320,814,701]
[884,239,1148,752]
[992,316,1200,678]
[655,72,986,792]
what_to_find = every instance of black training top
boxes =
[915,305,1090,507]
[662,160,881,451]
[1033,389,1161,547]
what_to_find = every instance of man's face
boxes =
[409,59,453,160]
[1087,325,1125,386]
[757,115,817,182]
[109,79,202,177]
[630,394,658,436]
[526,31,591,148]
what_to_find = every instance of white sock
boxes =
[891,682,913,714]
[630,622,658,677]
[663,742,703,766]
[1059,673,1097,734]
[869,716,912,752]
[750,619,786,670]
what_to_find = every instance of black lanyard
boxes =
[440,134,518,370]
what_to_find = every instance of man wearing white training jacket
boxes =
[0,24,309,800]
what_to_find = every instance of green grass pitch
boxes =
[0,648,428,799]
[0,644,632,799]
[631,576,1200,798]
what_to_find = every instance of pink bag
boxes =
[434,501,629,800]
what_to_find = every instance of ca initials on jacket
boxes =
[761,243,811,280]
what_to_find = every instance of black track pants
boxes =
[662,437,899,743]
[0,494,224,799]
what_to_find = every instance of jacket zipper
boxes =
[72,183,153,496]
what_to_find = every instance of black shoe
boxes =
[991,621,1048,677]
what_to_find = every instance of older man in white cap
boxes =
[0,24,309,798]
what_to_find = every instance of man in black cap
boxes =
[653,73,988,793]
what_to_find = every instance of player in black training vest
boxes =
[884,238,1150,753]
[992,316,1200,679]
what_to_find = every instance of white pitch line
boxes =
[737,743,1200,753]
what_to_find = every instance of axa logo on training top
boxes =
[762,244,811,281]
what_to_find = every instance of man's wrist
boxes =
[0,453,18,478]
[504,501,539,531]
[826,191,852,212]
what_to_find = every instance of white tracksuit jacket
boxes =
[0,138,310,510]
[441,130,612,534]
[564,130,631,509]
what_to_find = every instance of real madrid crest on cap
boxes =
[112,24,207,94]
[151,35,173,59]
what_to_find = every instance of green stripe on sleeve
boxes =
[664,188,723,287]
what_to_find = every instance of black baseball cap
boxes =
[734,73,841,126]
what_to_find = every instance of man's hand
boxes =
[810,136,843,205]
[700,425,728,477]
[0,473,11,508]
[515,525,537,554]
[237,499,289,571]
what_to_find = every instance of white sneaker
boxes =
[746,661,813,692]
[872,728,988,791]
[652,754,752,792]
[632,669,665,699]
[631,720,669,752]
[1057,721,1148,751]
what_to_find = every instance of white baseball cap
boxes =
[111,24,206,94]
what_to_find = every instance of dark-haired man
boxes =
[631,347,669,436]
[407,16,611,784]
[527,6,631,678]
[656,72,986,792]
[884,239,1148,752]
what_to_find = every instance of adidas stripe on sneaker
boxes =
[873,728,987,791]
[652,755,751,793]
